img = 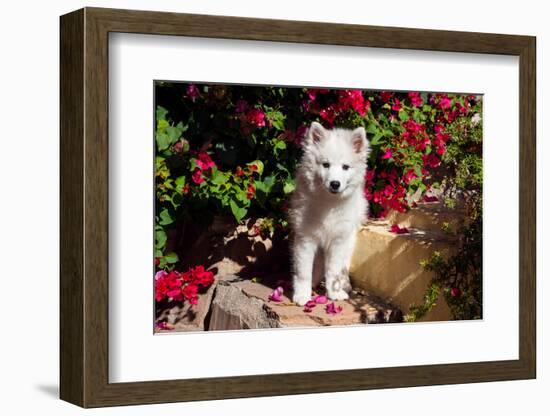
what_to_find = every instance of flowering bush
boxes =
[154,82,482,314]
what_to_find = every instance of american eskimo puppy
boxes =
[290,122,369,306]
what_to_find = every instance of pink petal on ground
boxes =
[390,224,410,234]
[423,195,438,202]
[325,302,343,315]
[268,286,284,302]
[314,295,328,304]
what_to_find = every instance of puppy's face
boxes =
[304,122,369,197]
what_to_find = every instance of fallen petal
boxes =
[314,295,328,304]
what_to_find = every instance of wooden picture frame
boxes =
[60,7,536,408]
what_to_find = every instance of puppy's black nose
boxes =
[329,181,340,191]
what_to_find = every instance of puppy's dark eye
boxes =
[322,162,330,168]
[342,164,350,170]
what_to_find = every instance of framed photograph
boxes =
[60,7,536,408]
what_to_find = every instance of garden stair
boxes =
[350,200,463,322]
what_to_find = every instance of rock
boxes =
[350,220,455,321]
[207,276,403,331]
[208,279,282,330]
[155,279,218,332]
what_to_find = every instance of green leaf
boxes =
[159,208,174,225]
[370,131,384,146]
[163,252,179,264]
[398,109,409,121]
[156,105,168,122]
[229,200,247,222]
[248,160,264,175]
[175,176,186,190]
[366,123,378,134]
[211,169,228,185]
[155,229,167,250]
[283,180,295,194]
[156,132,170,151]
[165,125,182,145]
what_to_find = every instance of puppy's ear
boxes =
[351,127,369,156]
[307,121,326,146]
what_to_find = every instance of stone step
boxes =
[208,277,403,330]
[350,221,457,322]
[385,200,465,234]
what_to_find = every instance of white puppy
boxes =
[290,122,369,306]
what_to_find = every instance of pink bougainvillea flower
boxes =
[155,270,168,281]
[450,287,461,298]
[325,302,343,315]
[246,184,256,200]
[191,168,204,184]
[235,100,248,113]
[182,183,190,194]
[403,169,417,184]
[249,164,258,172]
[379,91,392,102]
[154,257,161,267]
[303,299,317,313]
[314,295,328,304]
[196,152,216,170]
[408,91,423,107]
[246,109,266,127]
[155,321,173,331]
[181,283,199,305]
[423,195,439,203]
[268,286,284,302]
[190,265,215,287]
[390,224,410,234]
[438,95,452,110]
[391,99,402,112]
[186,84,200,102]
[422,154,441,168]
[381,149,393,160]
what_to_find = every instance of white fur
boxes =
[290,122,370,305]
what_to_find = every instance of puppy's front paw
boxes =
[292,293,311,306]
[328,290,349,301]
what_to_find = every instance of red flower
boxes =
[154,257,160,266]
[391,99,402,112]
[196,152,216,170]
[246,184,256,200]
[235,166,244,177]
[190,265,215,287]
[182,183,190,194]
[438,94,452,110]
[246,109,266,127]
[422,154,441,168]
[408,92,423,107]
[181,284,199,305]
[403,169,417,184]
[249,164,258,172]
[381,149,393,160]
[235,100,248,113]
[191,168,204,184]
[186,84,200,102]
[450,287,461,298]
[379,91,392,102]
